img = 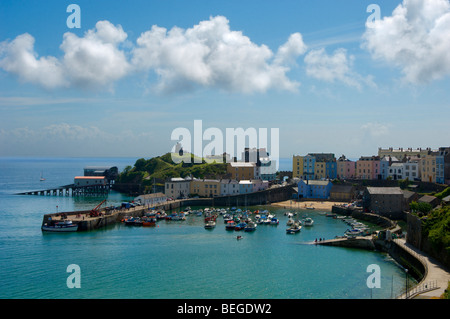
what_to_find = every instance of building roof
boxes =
[169,177,188,182]
[366,187,403,195]
[74,176,105,179]
[330,185,354,193]
[442,195,450,203]
[418,195,439,203]
[402,190,417,200]
[229,162,256,167]
[84,166,117,171]
[300,180,331,186]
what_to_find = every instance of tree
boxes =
[409,201,433,216]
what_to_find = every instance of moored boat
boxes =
[286,222,301,234]
[303,217,314,226]
[270,217,279,225]
[235,222,247,231]
[225,221,236,230]
[244,221,257,232]
[142,217,156,226]
[42,219,78,232]
[204,220,216,229]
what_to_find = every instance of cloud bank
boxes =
[362,0,450,84]
[0,16,307,93]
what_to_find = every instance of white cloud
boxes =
[304,48,374,89]
[360,122,390,137]
[0,33,68,89]
[0,16,307,94]
[132,16,306,93]
[61,21,131,89]
[362,0,450,84]
[0,21,131,90]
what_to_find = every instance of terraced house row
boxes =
[293,147,450,185]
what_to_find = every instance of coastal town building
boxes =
[362,187,405,218]
[297,180,332,199]
[227,162,259,180]
[337,155,356,179]
[190,178,221,197]
[330,184,355,202]
[219,179,240,196]
[302,154,316,180]
[293,153,337,181]
[164,177,191,199]
[293,155,303,179]
[74,176,107,187]
[378,147,434,161]
[403,158,420,181]
[239,180,253,194]
[83,166,119,184]
[356,156,380,180]
[387,163,404,180]
[240,147,277,181]
[134,192,167,206]
[421,152,437,183]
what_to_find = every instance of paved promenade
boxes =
[394,238,450,299]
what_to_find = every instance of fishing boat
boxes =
[42,219,78,232]
[244,221,257,232]
[303,217,314,226]
[235,222,247,231]
[225,220,236,230]
[286,222,301,234]
[286,218,294,226]
[270,217,279,225]
[142,217,156,226]
[306,206,315,210]
[345,228,362,237]
[204,220,216,229]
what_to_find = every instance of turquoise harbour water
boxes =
[0,157,412,299]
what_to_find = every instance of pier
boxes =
[41,198,212,231]
[18,184,110,197]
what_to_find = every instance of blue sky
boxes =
[0,0,449,159]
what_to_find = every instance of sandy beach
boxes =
[270,200,349,211]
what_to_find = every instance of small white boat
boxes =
[303,217,314,226]
[204,220,216,229]
[286,222,301,234]
[270,217,279,225]
[42,219,78,232]
[286,218,294,226]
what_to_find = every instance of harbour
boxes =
[0,157,439,299]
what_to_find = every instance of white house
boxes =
[134,192,167,206]
[220,179,240,196]
[403,160,420,181]
[251,179,269,192]
[387,163,404,180]
[164,177,191,199]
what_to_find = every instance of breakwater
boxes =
[41,198,213,231]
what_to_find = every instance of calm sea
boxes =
[0,157,411,299]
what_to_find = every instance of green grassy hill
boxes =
[116,152,228,192]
